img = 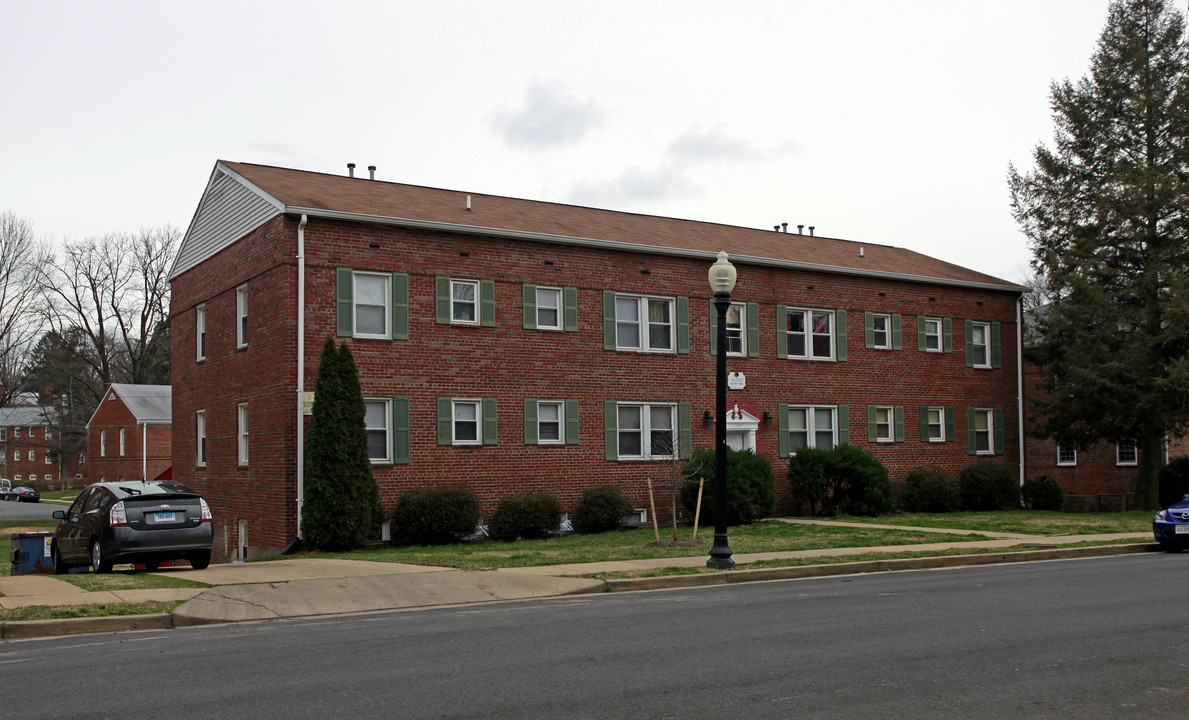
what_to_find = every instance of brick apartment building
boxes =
[0,404,84,489]
[85,384,172,484]
[169,160,1027,560]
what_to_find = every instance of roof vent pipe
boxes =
[809,226,815,236]
[368,165,376,180]
[773,225,780,231]
[797,224,804,235]
[860,247,865,258]
[347,163,356,178]
[782,223,788,233]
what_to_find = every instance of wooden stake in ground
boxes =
[646,477,660,543]
[691,477,705,540]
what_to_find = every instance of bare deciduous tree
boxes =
[0,211,48,404]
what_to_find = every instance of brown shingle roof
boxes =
[223,161,1020,292]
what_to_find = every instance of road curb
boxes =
[1,613,173,641]
[601,543,1160,592]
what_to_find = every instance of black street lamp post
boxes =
[707,251,736,570]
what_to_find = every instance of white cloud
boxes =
[488,79,605,150]
[665,125,763,166]
[568,164,698,209]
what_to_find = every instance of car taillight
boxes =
[109,501,128,526]
[199,498,212,522]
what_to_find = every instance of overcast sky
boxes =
[1,0,1119,284]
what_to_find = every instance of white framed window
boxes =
[28,449,34,462]
[44,427,51,440]
[535,287,562,331]
[537,401,564,444]
[365,399,392,462]
[119,428,126,456]
[871,313,892,350]
[14,450,20,462]
[615,403,676,460]
[100,430,106,457]
[615,295,675,352]
[13,474,20,482]
[236,284,249,348]
[0,451,5,464]
[1057,445,1077,466]
[196,304,207,361]
[354,272,391,338]
[45,451,52,464]
[925,407,947,442]
[196,410,207,467]
[970,321,991,368]
[873,407,894,443]
[922,317,942,352]
[725,302,745,356]
[972,409,994,455]
[453,399,482,445]
[787,406,837,452]
[451,279,479,325]
[26,474,34,482]
[784,308,835,360]
[0,428,5,440]
[13,427,19,439]
[237,403,249,466]
[1117,442,1138,466]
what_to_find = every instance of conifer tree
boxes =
[302,338,384,549]
[1009,0,1189,508]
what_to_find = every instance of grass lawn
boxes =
[0,601,183,622]
[832,510,1153,535]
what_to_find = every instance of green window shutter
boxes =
[603,291,616,350]
[964,320,975,367]
[776,305,788,359]
[393,396,410,464]
[943,318,953,353]
[994,408,1004,455]
[676,296,690,354]
[778,403,789,458]
[522,284,537,330]
[336,268,354,337]
[864,312,875,349]
[392,272,409,340]
[867,406,877,443]
[482,398,497,445]
[524,398,538,445]
[709,299,718,356]
[992,321,1002,369]
[434,277,450,324]
[565,399,579,444]
[917,316,927,351]
[838,405,850,445]
[892,314,902,350]
[604,400,617,460]
[678,402,692,459]
[920,406,930,442]
[747,302,760,357]
[945,406,955,443]
[894,406,905,442]
[480,280,496,327]
[437,397,452,445]
[836,309,847,361]
[564,287,578,332]
[967,407,977,455]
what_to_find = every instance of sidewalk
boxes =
[0,522,1156,640]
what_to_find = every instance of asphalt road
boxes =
[0,497,58,522]
[3,553,1187,719]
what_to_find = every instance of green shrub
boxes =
[1159,456,1189,507]
[572,485,634,534]
[391,487,481,545]
[489,492,565,541]
[680,448,776,525]
[958,463,1019,511]
[1021,475,1064,511]
[900,468,960,513]
[787,447,832,516]
[787,444,893,516]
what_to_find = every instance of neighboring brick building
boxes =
[169,160,1026,561]
[0,404,84,489]
[85,384,172,485]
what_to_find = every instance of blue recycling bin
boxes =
[10,532,54,575]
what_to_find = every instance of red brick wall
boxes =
[86,394,172,484]
[173,215,1024,560]
[0,423,78,488]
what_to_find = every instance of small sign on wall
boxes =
[303,392,315,415]
[728,372,746,390]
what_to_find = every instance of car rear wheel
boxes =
[143,560,160,572]
[90,540,112,573]
[52,544,70,575]
[190,551,211,570]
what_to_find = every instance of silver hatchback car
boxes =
[52,481,213,573]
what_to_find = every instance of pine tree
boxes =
[1009,0,1189,508]
[301,338,384,549]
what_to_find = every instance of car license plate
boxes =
[155,512,176,523]
[1175,525,1189,535]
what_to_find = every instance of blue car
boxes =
[1153,494,1189,552]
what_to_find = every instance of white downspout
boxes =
[1017,296,1026,491]
[296,214,308,539]
[142,422,148,481]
